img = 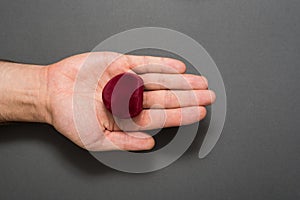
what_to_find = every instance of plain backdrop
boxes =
[0,0,299,199]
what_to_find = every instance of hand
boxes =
[46,52,215,151]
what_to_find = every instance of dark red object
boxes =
[102,72,144,118]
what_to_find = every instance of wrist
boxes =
[0,61,51,123]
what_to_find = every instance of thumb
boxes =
[101,130,155,151]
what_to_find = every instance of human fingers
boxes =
[117,106,207,131]
[140,73,208,90]
[125,54,186,74]
[85,130,155,151]
[143,90,216,108]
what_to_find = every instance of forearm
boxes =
[0,61,50,123]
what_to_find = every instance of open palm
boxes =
[46,52,215,151]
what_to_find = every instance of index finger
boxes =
[125,55,186,74]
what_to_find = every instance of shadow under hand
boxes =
[0,123,113,175]
[139,105,211,155]
[0,110,210,175]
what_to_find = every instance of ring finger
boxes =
[143,90,216,108]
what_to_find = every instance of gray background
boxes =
[0,0,299,199]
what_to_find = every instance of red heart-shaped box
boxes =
[102,72,144,118]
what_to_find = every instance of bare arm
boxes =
[0,61,50,123]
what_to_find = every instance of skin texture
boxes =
[0,52,216,151]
